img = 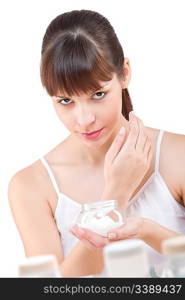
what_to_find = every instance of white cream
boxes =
[79,214,123,237]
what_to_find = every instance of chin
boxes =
[82,132,113,148]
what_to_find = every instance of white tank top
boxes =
[40,129,185,276]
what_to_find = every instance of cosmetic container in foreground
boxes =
[18,254,61,277]
[103,239,149,277]
[162,235,185,277]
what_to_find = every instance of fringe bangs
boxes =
[40,33,115,97]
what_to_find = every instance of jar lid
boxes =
[82,200,117,211]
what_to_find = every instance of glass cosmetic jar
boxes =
[75,200,124,237]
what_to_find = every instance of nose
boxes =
[75,103,96,129]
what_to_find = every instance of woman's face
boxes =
[52,72,127,147]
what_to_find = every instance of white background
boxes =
[0,0,185,276]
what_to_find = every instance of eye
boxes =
[57,98,72,105]
[92,91,106,100]
[57,91,107,106]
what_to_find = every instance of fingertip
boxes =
[70,224,78,231]
[118,126,125,136]
[129,111,135,121]
[69,227,77,237]
[69,226,75,233]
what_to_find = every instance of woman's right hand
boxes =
[102,112,153,210]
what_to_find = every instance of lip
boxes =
[82,128,104,139]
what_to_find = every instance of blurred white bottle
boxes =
[18,254,61,277]
[162,235,185,277]
[103,239,149,277]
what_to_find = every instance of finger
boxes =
[105,126,126,164]
[143,138,152,161]
[69,226,83,240]
[70,227,99,250]
[147,143,153,162]
[129,110,135,122]
[81,227,109,248]
[69,225,80,235]
[72,225,109,248]
[135,119,148,153]
[107,227,136,241]
[120,114,139,152]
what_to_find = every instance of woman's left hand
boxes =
[69,225,110,251]
[69,216,145,251]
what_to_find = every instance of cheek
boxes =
[54,106,73,128]
[60,114,74,129]
[105,94,122,120]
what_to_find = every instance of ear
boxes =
[120,57,131,89]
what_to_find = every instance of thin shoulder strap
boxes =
[40,157,60,196]
[155,129,164,173]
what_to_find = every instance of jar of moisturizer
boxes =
[75,200,124,237]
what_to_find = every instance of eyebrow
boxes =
[56,83,110,99]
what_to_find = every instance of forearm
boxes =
[141,219,182,253]
[59,241,104,277]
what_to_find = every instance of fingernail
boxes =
[108,232,117,239]
[119,126,125,136]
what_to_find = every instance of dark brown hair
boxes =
[40,9,133,120]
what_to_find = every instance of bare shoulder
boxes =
[164,130,185,147]
[162,130,185,166]
[161,130,185,203]
[8,160,44,194]
[8,159,52,215]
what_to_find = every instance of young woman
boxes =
[8,9,185,278]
